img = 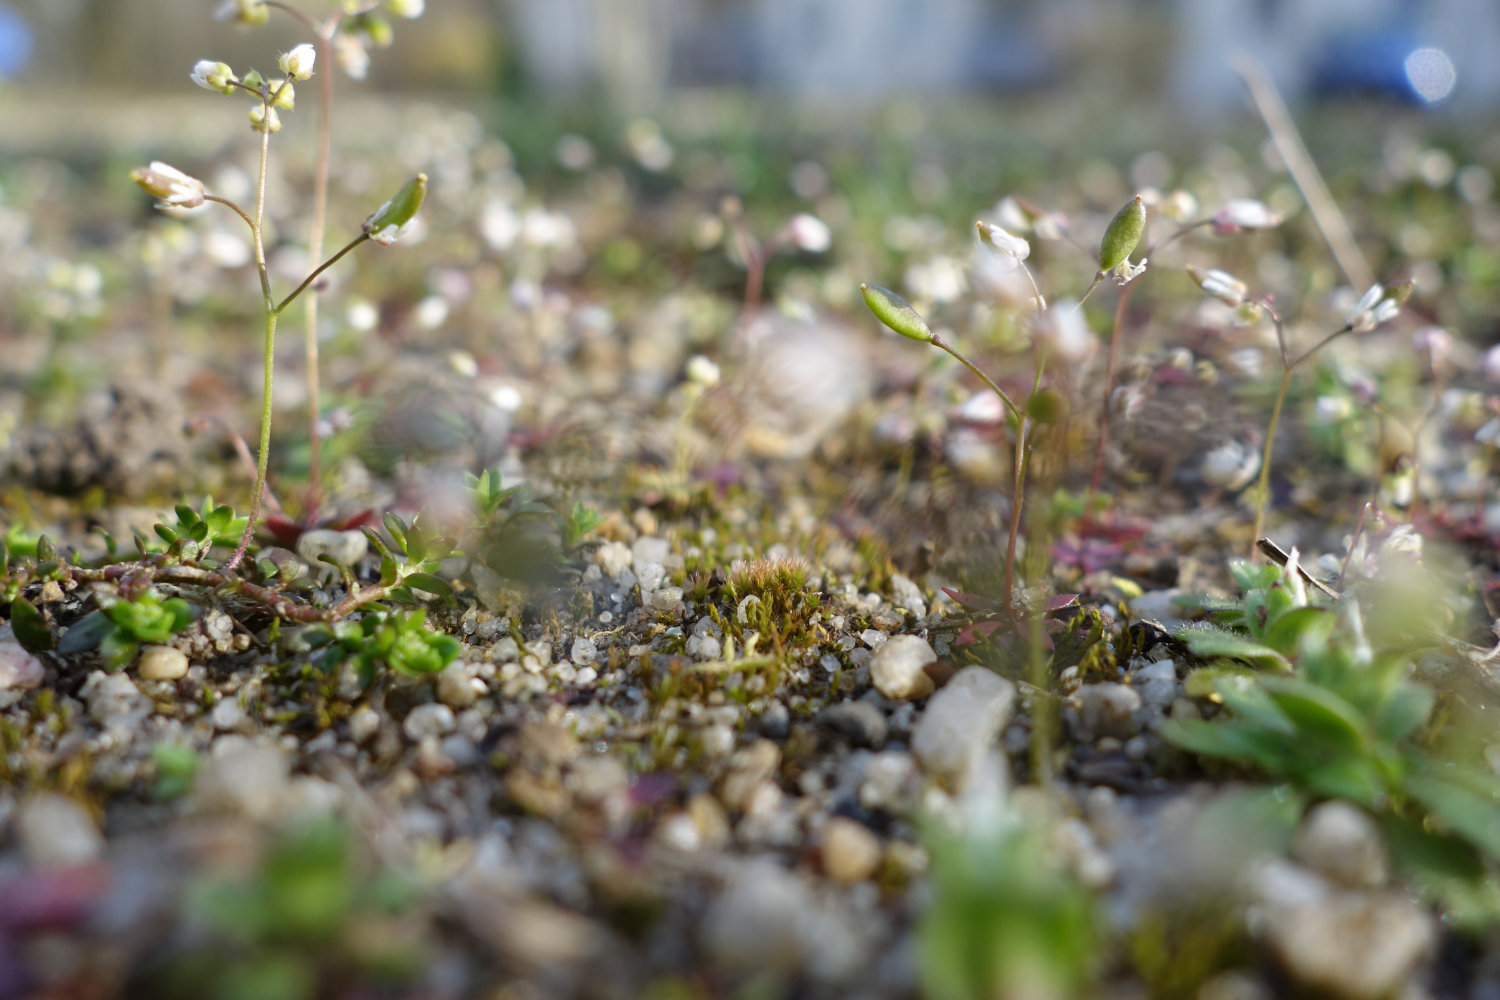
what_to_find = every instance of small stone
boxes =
[211,697,251,732]
[859,750,917,812]
[136,644,189,681]
[1074,683,1142,740]
[0,641,45,690]
[649,587,684,614]
[720,739,780,812]
[821,817,882,885]
[15,793,105,867]
[758,702,790,739]
[195,739,290,821]
[436,664,479,708]
[1262,890,1434,1000]
[869,634,936,700]
[570,637,598,665]
[295,528,369,571]
[1131,658,1177,707]
[637,561,667,593]
[632,535,671,568]
[518,720,578,766]
[81,671,150,732]
[403,703,456,742]
[595,540,633,581]
[1129,589,1187,628]
[491,636,521,661]
[890,573,927,617]
[1292,801,1389,889]
[571,755,628,803]
[817,700,888,749]
[700,861,816,975]
[700,723,736,758]
[911,666,1017,792]
[347,706,381,744]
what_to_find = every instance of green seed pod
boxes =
[860,283,933,343]
[1025,386,1068,424]
[362,173,428,245]
[1098,195,1146,273]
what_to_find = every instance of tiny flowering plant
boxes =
[131,3,429,572]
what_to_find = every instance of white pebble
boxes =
[571,637,598,665]
[15,793,105,867]
[0,641,45,690]
[869,634,936,700]
[403,703,456,742]
[136,645,190,681]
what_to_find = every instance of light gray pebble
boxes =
[15,793,105,867]
[632,536,671,568]
[81,671,151,733]
[403,703,456,742]
[911,667,1016,792]
[1132,658,1178,706]
[1074,683,1142,741]
[817,700,888,749]
[0,641,45,691]
[195,739,289,821]
[211,697,251,732]
[570,637,598,665]
[491,636,520,661]
[296,528,369,573]
[595,540,633,581]
[1292,800,1389,889]
[437,664,480,708]
[700,724,736,757]
[870,634,935,700]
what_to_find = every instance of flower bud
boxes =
[190,59,238,95]
[860,283,932,343]
[278,43,316,81]
[363,174,428,245]
[976,221,1030,267]
[215,0,269,27]
[241,68,265,90]
[386,0,425,17]
[1186,265,1248,307]
[249,104,281,133]
[1025,386,1068,424]
[267,79,295,110]
[351,12,394,48]
[1210,198,1281,235]
[1098,195,1146,273]
[685,355,720,388]
[130,161,206,209]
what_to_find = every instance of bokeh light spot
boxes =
[1405,47,1457,104]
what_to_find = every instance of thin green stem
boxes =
[303,25,336,522]
[1251,365,1295,553]
[275,235,368,315]
[205,194,257,233]
[1076,272,1103,309]
[226,107,277,572]
[1142,218,1211,260]
[930,334,1023,422]
[1018,261,1046,312]
[1085,282,1134,516]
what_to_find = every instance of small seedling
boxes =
[315,608,461,685]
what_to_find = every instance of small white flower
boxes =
[1158,189,1199,223]
[415,294,449,330]
[976,220,1030,269]
[249,104,281,133]
[1111,257,1148,287]
[1211,198,1282,235]
[386,0,425,17]
[130,161,207,209]
[1186,265,1247,307]
[278,43,316,81]
[1344,284,1403,333]
[786,213,831,253]
[685,355,721,388]
[1032,299,1096,364]
[190,59,238,95]
[333,34,370,80]
[1476,417,1500,447]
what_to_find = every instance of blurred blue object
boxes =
[0,4,32,79]
[1310,29,1457,104]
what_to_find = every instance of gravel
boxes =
[869,634,936,700]
[911,666,1016,792]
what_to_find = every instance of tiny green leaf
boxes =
[860,284,933,343]
[9,598,54,652]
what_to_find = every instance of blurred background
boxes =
[3,0,1499,112]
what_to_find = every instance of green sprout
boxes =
[317,609,461,685]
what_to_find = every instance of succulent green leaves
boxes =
[860,283,933,343]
